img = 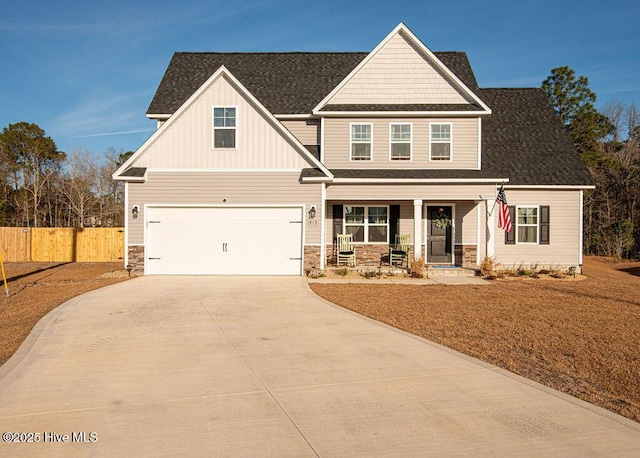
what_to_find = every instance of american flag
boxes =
[497,185,513,232]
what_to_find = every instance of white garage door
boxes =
[145,206,303,275]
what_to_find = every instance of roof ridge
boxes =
[174,51,369,55]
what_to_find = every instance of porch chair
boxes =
[336,233,356,267]
[389,234,411,269]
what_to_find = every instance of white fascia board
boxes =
[274,114,315,119]
[146,114,171,120]
[331,177,509,184]
[300,176,333,183]
[317,110,490,117]
[113,65,333,181]
[113,175,146,182]
[311,22,492,115]
[505,185,596,190]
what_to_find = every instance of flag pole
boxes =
[487,183,503,217]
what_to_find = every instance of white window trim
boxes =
[429,122,453,161]
[343,205,389,244]
[389,122,413,161]
[516,205,539,244]
[212,106,238,150]
[350,123,373,161]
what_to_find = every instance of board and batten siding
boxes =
[133,75,313,170]
[127,172,322,245]
[493,190,582,267]
[323,117,479,169]
[280,120,320,146]
[327,32,470,105]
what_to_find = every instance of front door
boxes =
[427,206,452,264]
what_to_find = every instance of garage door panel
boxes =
[146,206,302,275]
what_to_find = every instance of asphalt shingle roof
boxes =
[300,89,593,186]
[146,51,592,187]
[147,52,479,115]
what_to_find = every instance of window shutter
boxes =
[389,205,400,244]
[505,206,516,245]
[332,204,343,242]
[540,206,550,244]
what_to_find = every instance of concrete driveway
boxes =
[1,277,639,457]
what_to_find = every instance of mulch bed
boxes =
[311,256,640,423]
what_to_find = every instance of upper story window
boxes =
[517,206,538,243]
[390,123,412,160]
[351,124,372,161]
[213,107,236,148]
[430,123,452,160]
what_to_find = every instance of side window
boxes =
[351,124,372,161]
[213,107,236,148]
[517,206,538,243]
[430,123,452,160]
[390,123,411,160]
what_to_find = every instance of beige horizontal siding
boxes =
[281,120,320,146]
[328,32,470,105]
[493,190,581,267]
[323,117,478,169]
[134,75,312,170]
[326,183,494,201]
[128,172,322,245]
[455,201,478,245]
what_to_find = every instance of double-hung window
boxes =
[351,124,372,161]
[517,206,538,243]
[390,123,411,160]
[213,107,236,148]
[430,123,452,160]
[344,206,388,242]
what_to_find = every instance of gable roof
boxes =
[312,23,490,115]
[146,51,480,117]
[115,66,332,180]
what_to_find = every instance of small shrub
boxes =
[336,267,348,276]
[516,263,534,277]
[547,264,565,278]
[480,256,498,279]
[361,270,378,279]
[410,257,426,278]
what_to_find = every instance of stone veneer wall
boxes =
[325,244,411,267]
[454,245,478,267]
[127,246,145,273]
[304,245,321,271]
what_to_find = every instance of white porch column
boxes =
[320,183,326,270]
[486,198,495,258]
[413,199,422,261]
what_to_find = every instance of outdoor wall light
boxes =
[132,205,139,219]
[308,205,316,219]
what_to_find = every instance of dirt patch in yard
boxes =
[0,262,131,366]
[311,256,640,423]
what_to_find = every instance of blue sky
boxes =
[1,0,638,157]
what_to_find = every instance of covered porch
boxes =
[322,198,486,269]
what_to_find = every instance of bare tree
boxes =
[59,150,98,228]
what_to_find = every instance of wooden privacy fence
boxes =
[0,227,124,262]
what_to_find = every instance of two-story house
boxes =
[114,23,593,275]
